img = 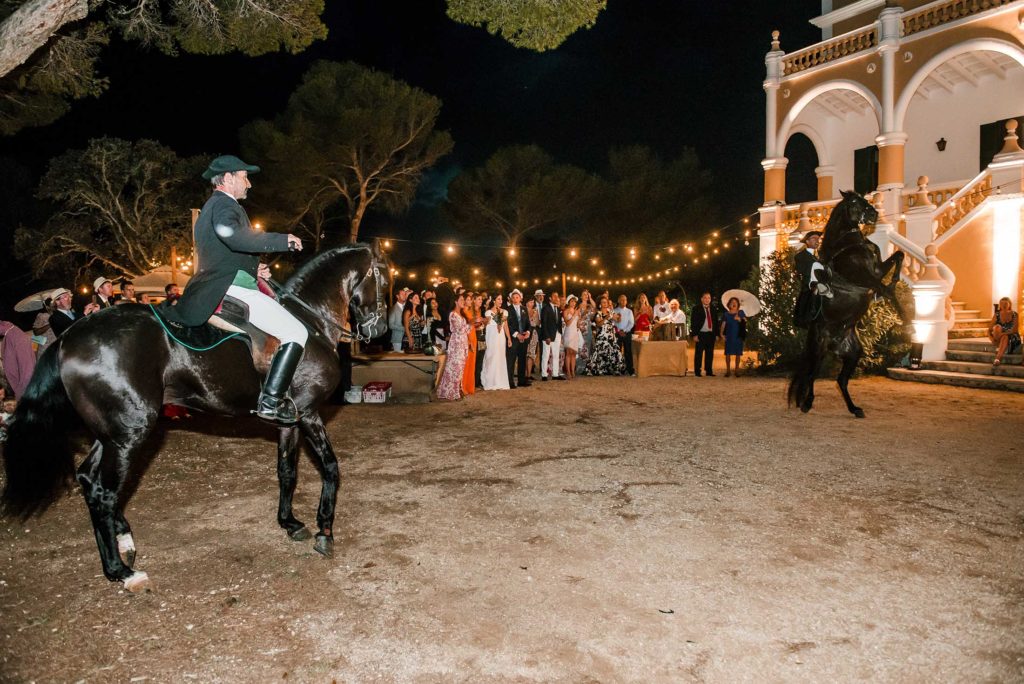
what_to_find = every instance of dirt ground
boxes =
[1,370,1022,683]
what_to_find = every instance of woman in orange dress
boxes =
[462,292,483,396]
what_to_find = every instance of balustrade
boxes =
[902,0,1013,38]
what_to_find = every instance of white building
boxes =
[757,0,1024,363]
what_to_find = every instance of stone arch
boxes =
[776,79,883,156]
[786,122,831,167]
[894,38,1024,132]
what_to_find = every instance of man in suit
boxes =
[163,155,306,424]
[505,288,532,388]
[540,290,564,381]
[48,288,80,337]
[690,291,719,377]
[794,230,831,328]
[84,276,115,314]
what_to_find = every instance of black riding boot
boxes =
[255,342,304,425]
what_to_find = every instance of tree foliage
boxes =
[444,144,597,248]
[0,0,327,134]
[446,0,606,51]
[241,60,453,245]
[588,145,716,249]
[15,137,204,279]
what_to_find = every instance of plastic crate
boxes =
[362,381,393,403]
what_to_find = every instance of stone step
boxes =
[952,309,981,319]
[888,368,1024,393]
[949,327,991,339]
[951,301,965,309]
[952,317,990,329]
[946,349,1024,364]
[946,337,994,351]
[923,359,1024,378]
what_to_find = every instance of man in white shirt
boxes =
[612,294,636,376]
[389,287,411,351]
[652,291,671,322]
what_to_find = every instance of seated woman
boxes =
[989,297,1020,366]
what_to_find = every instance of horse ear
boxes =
[840,189,855,199]
[371,238,385,260]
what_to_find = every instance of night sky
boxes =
[0,0,822,309]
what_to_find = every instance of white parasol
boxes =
[721,289,761,316]
[14,289,58,313]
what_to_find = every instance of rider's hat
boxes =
[202,155,261,181]
[800,230,823,243]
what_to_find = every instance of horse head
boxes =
[348,240,391,340]
[838,190,878,227]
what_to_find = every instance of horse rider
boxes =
[794,230,833,327]
[163,155,307,425]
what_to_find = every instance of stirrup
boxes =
[815,283,834,299]
[253,393,299,425]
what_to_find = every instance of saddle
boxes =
[150,300,277,374]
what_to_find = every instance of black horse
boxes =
[1,242,389,592]
[788,190,908,418]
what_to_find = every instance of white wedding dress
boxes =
[481,310,510,390]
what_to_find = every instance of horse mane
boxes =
[282,243,371,301]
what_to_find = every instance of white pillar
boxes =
[912,245,952,362]
[989,120,1024,307]
[904,175,936,247]
[877,5,902,134]
[764,30,783,159]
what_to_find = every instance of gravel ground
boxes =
[1,373,1022,683]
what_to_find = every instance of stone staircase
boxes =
[947,300,989,339]
[888,301,1024,392]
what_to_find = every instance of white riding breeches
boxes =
[225,285,308,347]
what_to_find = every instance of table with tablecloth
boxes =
[631,338,688,378]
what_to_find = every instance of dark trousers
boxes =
[618,329,634,374]
[508,337,528,385]
[475,339,485,387]
[694,332,716,375]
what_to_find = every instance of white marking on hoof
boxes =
[123,571,151,593]
[117,533,136,555]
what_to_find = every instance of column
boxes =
[989,120,1024,311]
[903,175,936,247]
[763,31,785,206]
[875,4,905,219]
[911,245,953,362]
[815,165,835,201]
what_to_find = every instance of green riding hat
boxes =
[201,155,261,181]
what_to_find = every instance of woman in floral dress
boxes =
[586,298,625,376]
[576,290,595,375]
[437,293,470,401]
[526,299,541,378]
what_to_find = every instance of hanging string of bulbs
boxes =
[379,211,760,290]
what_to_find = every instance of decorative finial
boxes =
[999,119,1023,156]
[913,176,932,208]
[771,30,780,51]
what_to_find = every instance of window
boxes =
[853,145,878,195]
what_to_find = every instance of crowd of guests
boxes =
[386,281,752,401]
[0,278,186,437]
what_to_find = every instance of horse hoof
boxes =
[117,533,136,568]
[123,571,152,594]
[288,526,312,542]
[313,535,334,558]
[854,409,865,419]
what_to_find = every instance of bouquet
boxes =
[491,309,506,327]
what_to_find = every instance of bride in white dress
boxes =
[481,294,512,391]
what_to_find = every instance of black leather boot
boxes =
[254,342,304,425]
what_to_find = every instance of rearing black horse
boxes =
[788,190,908,418]
[1,242,389,592]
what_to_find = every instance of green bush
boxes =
[742,249,913,374]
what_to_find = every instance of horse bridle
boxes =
[272,252,388,343]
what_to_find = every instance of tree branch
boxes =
[0,0,89,79]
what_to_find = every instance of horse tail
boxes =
[1,342,77,519]
[787,325,816,409]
